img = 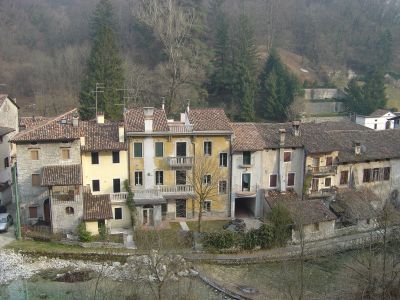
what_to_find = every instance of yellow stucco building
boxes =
[124,105,232,226]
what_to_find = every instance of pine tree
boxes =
[259,49,300,121]
[79,0,125,121]
[344,78,364,114]
[231,13,257,121]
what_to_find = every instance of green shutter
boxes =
[134,143,142,157]
[155,142,163,157]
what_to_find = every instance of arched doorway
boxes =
[43,198,50,224]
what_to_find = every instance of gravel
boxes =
[0,249,196,285]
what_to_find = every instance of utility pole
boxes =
[11,165,21,240]
[90,83,104,115]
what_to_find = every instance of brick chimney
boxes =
[118,125,125,143]
[292,121,300,136]
[144,107,154,132]
[96,112,105,124]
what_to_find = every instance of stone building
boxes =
[0,95,19,206]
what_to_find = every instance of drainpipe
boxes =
[11,165,21,240]
[191,137,196,219]
[229,136,233,219]
[302,148,307,201]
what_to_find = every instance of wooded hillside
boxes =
[1,0,399,117]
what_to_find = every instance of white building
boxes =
[355,109,398,130]
[0,95,19,206]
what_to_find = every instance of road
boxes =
[0,226,15,248]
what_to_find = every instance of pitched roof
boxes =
[0,126,14,137]
[285,200,337,225]
[332,189,378,220]
[0,94,19,109]
[124,108,169,133]
[19,116,50,130]
[188,108,232,132]
[80,120,126,151]
[41,164,82,186]
[231,123,266,151]
[12,109,80,143]
[83,193,113,220]
[369,109,392,117]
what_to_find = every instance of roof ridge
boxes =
[15,108,77,139]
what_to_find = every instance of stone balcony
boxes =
[133,185,195,204]
[166,156,194,169]
[167,123,193,134]
[307,165,337,176]
[110,192,128,203]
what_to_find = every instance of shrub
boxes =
[98,223,108,241]
[77,222,92,242]
[241,229,260,250]
[257,224,274,249]
[202,231,239,251]
[268,204,292,247]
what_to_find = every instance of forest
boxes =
[0,0,399,119]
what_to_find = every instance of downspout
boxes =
[229,135,233,219]
[302,148,307,201]
[191,137,196,219]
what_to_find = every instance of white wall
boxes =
[356,113,396,130]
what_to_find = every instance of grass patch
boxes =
[186,220,227,232]
[134,227,192,251]
[91,233,124,243]
[386,85,400,110]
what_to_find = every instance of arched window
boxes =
[65,207,74,215]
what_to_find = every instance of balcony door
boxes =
[143,205,154,226]
[242,173,251,191]
[176,142,187,157]
[176,199,186,218]
[311,178,319,192]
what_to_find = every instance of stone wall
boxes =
[51,200,83,233]
[304,89,346,100]
[303,101,345,114]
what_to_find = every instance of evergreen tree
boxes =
[231,13,257,121]
[344,70,387,115]
[259,49,300,121]
[79,0,125,121]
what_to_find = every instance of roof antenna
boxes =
[186,99,190,113]
[161,97,165,110]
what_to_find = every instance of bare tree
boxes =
[135,0,200,114]
[186,156,224,233]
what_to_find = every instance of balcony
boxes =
[233,184,258,198]
[110,192,128,203]
[168,123,193,134]
[308,187,337,199]
[132,185,194,204]
[307,165,337,176]
[167,157,194,169]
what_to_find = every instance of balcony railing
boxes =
[168,123,194,133]
[110,192,128,202]
[307,165,337,176]
[167,156,194,169]
[133,185,194,199]
[308,187,337,198]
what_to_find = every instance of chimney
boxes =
[161,97,165,111]
[279,129,286,146]
[80,136,85,146]
[72,114,79,127]
[97,112,105,124]
[292,121,300,137]
[186,99,190,113]
[118,125,125,143]
[354,141,361,155]
[144,107,154,132]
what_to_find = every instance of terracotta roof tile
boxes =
[41,164,82,186]
[333,188,378,220]
[19,116,50,130]
[188,108,232,132]
[124,108,169,132]
[369,109,391,117]
[231,123,266,151]
[83,193,113,220]
[12,109,80,143]
[80,121,126,152]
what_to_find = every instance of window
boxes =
[65,207,74,215]
[284,151,292,162]
[242,173,251,191]
[326,157,333,166]
[134,142,143,158]
[134,171,143,186]
[312,223,320,232]
[92,180,100,192]
[325,177,332,187]
[363,169,371,183]
[374,124,377,129]
[287,173,295,186]
[219,180,227,194]
[243,151,251,165]
[91,152,99,164]
[202,200,211,212]
[31,149,39,160]
[372,168,380,181]
[176,170,186,185]
[155,171,164,185]
[203,174,211,185]
[32,174,40,187]
[112,151,120,163]
[113,178,121,193]
[155,142,164,157]
[384,167,391,181]
[61,148,70,160]
[270,174,277,188]
[4,157,9,168]
[29,206,38,218]
[219,153,228,167]
[114,207,122,220]
[204,141,212,156]
[340,171,349,185]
